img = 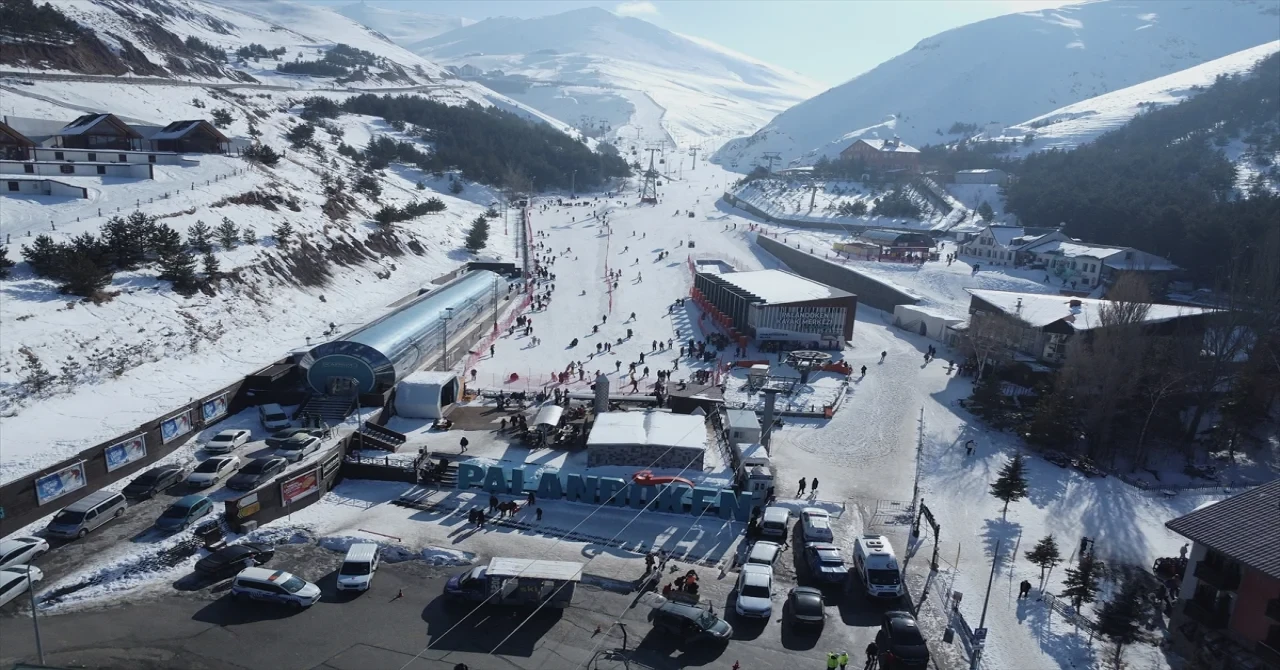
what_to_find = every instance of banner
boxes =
[236,492,260,519]
[281,469,319,505]
[201,393,228,423]
[36,461,87,506]
[104,434,147,472]
[160,410,194,444]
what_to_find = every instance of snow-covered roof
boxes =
[147,120,229,142]
[956,169,1006,175]
[1023,239,1126,260]
[57,113,141,138]
[967,289,1211,330]
[716,269,852,304]
[1102,249,1179,272]
[895,304,963,323]
[401,370,458,385]
[725,409,759,431]
[587,411,708,451]
[858,138,919,154]
[487,557,583,581]
[985,226,1025,247]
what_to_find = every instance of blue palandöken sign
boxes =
[456,463,754,522]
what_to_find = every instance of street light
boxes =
[27,568,44,664]
[441,307,454,369]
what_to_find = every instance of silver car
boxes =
[186,455,241,488]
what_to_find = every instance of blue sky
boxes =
[322,0,1073,85]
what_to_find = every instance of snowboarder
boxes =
[797,478,806,496]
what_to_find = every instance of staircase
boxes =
[295,394,356,426]
[353,422,407,452]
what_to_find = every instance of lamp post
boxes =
[441,307,454,369]
[27,568,44,664]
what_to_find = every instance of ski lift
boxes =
[659,158,665,164]
[656,181,663,186]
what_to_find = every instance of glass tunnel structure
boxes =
[298,270,504,394]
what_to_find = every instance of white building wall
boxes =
[0,160,151,178]
[2,178,87,198]
[30,147,189,165]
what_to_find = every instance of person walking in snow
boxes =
[811,478,819,495]
[965,440,975,456]
[1019,580,1032,599]
[860,365,867,376]
[797,478,806,496]
[880,351,887,363]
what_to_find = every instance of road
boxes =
[1,541,886,670]
[0,70,458,93]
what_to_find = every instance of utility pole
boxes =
[912,407,924,521]
[973,539,1000,670]
[27,569,44,665]
[809,181,819,212]
[688,146,698,171]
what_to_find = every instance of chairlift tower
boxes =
[762,152,781,174]
[688,147,698,171]
[639,146,660,204]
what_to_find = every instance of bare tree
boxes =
[964,311,1022,380]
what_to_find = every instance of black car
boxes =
[122,465,184,499]
[265,428,321,449]
[226,457,287,491]
[785,586,826,628]
[193,542,275,578]
[648,602,733,645]
[877,611,930,669]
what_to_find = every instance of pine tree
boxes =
[159,249,199,295]
[21,234,65,278]
[241,227,257,246]
[124,211,157,263]
[216,218,239,250]
[1024,388,1077,449]
[989,453,1029,517]
[19,348,54,395]
[1060,551,1103,609]
[272,221,294,248]
[58,249,112,296]
[977,200,995,221]
[202,251,220,278]
[1024,535,1062,580]
[1097,577,1145,664]
[0,245,13,278]
[449,179,464,194]
[187,220,213,254]
[150,223,184,260]
[465,215,489,252]
[100,215,140,269]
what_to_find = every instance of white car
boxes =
[733,563,773,619]
[186,455,241,488]
[231,567,321,609]
[0,537,49,569]
[277,435,322,463]
[800,507,834,544]
[204,429,251,454]
[745,541,781,567]
[0,565,43,608]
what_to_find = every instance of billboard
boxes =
[36,461,87,506]
[281,470,320,505]
[201,393,228,423]
[104,434,147,472]
[160,410,194,444]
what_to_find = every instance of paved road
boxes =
[1,540,890,670]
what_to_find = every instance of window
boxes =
[87,153,96,161]
[54,151,64,160]
[96,165,106,175]
[148,155,157,163]
[6,181,17,192]
[60,164,75,174]
[23,164,34,174]
[118,154,127,162]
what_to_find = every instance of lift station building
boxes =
[692,267,857,348]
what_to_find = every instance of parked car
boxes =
[785,586,826,629]
[226,457,287,491]
[45,490,128,540]
[0,537,49,569]
[335,543,380,592]
[230,567,321,609]
[258,404,290,431]
[648,601,732,644]
[877,610,931,669]
[758,506,790,540]
[277,435,321,463]
[194,542,275,579]
[266,427,322,449]
[0,566,43,608]
[155,495,214,533]
[122,464,185,499]
[186,456,241,488]
[733,564,774,619]
[803,543,849,584]
[800,507,834,544]
[744,540,781,567]
[203,429,251,454]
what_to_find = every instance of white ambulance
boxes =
[852,534,903,600]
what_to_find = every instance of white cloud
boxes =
[615,1,659,17]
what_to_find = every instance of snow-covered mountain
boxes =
[336,2,472,46]
[714,0,1280,170]
[410,7,824,148]
[987,40,1280,156]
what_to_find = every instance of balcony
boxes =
[1267,598,1280,622]
[1183,599,1230,630]
[1193,561,1242,591]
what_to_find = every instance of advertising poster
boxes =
[36,461,88,506]
[160,410,194,444]
[281,470,319,505]
[201,393,228,423]
[104,434,147,472]
[236,492,260,519]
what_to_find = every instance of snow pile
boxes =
[316,534,475,565]
[714,0,1280,168]
[410,7,824,147]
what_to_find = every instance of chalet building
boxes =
[964,289,1211,366]
[856,229,935,261]
[147,120,230,154]
[838,138,920,172]
[55,113,143,151]
[0,121,36,161]
[1165,480,1280,670]
[1018,238,1179,290]
[956,225,1050,266]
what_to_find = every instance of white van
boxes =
[852,534,904,600]
[759,506,790,540]
[258,403,290,431]
[336,543,379,592]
